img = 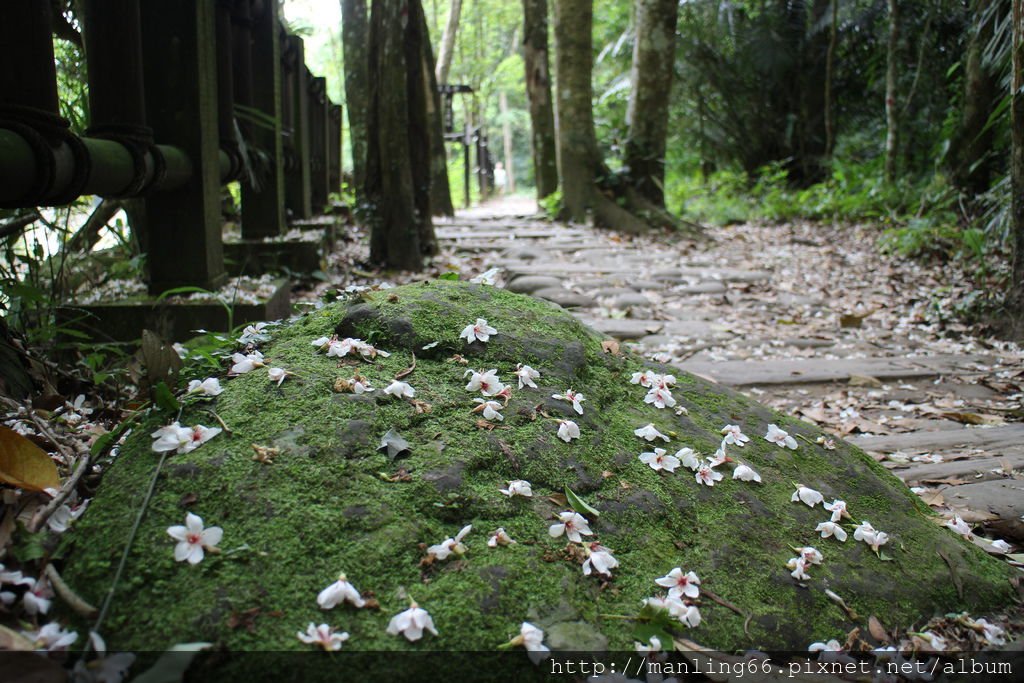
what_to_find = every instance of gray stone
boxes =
[674,281,727,295]
[506,275,565,294]
[532,287,597,308]
[609,293,652,308]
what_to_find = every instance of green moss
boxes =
[62,281,1015,657]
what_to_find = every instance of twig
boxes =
[203,409,232,435]
[701,588,753,636]
[395,352,417,380]
[87,449,170,655]
[45,564,98,617]
[27,452,91,533]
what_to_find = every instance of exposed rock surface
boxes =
[64,281,1014,658]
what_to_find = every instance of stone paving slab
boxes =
[889,450,1024,486]
[677,354,990,386]
[580,318,725,340]
[855,423,1024,454]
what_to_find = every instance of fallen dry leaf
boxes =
[0,426,61,492]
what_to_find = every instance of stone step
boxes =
[887,449,1024,486]
[855,423,1024,455]
[677,354,990,387]
[505,262,771,284]
[579,317,725,341]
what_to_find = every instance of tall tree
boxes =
[435,0,462,84]
[947,0,1001,196]
[364,0,436,269]
[1011,0,1024,334]
[341,0,369,196]
[522,0,558,200]
[884,0,900,183]
[553,0,696,234]
[414,0,455,216]
[624,0,678,208]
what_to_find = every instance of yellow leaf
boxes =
[0,427,61,492]
[0,623,37,650]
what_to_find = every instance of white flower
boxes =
[187,378,224,396]
[655,568,700,600]
[173,342,188,359]
[816,435,836,450]
[151,422,222,455]
[311,336,332,349]
[229,350,265,375]
[732,464,762,483]
[488,528,516,547]
[582,543,618,577]
[853,521,890,551]
[990,539,1011,553]
[499,480,533,497]
[47,499,89,533]
[557,420,580,442]
[695,462,723,486]
[549,511,592,543]
[972,618,1006,646]
[297,623,349,651]
[460,318,497,344]
[383,380,415,399]
[765,424,798,449]
[325,337,356,357]
[23,622,78,651]
[237,322,270,345]
[427,524,472,560]
[824,499,849,522]
[798,546,823,565]
[675,448,700,471]
[630,370,659,387]
[21,576,53,615]
[787,557,811,580]
[352,377,374,394]
[552,389,585,414]
[470,267,501,285]
[917,631,946,651]
[167,512,223,565]
[464,368,505,396]
[721,424,749,446]
[791,485,824,507]
[815,521,848,542]
[708,445,729,467]
[473,398,504,421]
[267,367,289,386]
[635,635,662,655]
[387,601,438,641]
[809,639,843,654]
[515,364,540,389]
[672,600,701,628]
[644,386,676,409]
[513,622,550,665]
[945,515,972,539]
[639,448,680,473]
[634,424,669,442]
[317,573,365,609]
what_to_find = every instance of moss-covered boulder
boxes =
[65,281,1013,656]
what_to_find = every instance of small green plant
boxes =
[539,189,563,219]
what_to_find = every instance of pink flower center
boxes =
[480,380,490,390]
[187,532,202,545]
[677,577,689,587]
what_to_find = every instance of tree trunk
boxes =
[553,0,600,222]
[1010,0,1024,333]
[884,0,900,184]
[553,0,695,235]
[365,0,432,270]
[624,0,677,208]
[414,0,455,217]
[522,0,558,200]
[434,0,461,84]
[405,0,438,255]
[796,0,829,184]
[341,0,369,197]
[947,0,1000,196]
[824,0,838,158]
[499,89,515,194]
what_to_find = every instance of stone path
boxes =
[427,198,1024,546]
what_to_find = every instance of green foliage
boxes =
[539,189,563,219]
